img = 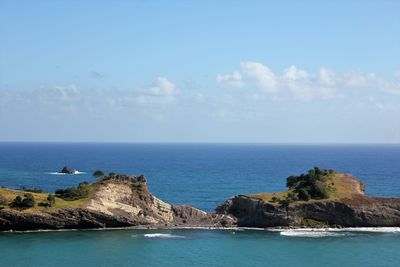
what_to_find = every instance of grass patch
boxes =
[246,191,289,204]
[0,186,91,213]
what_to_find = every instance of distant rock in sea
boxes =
[60,166,76,174]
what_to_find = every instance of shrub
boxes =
[38,195,56,208]
[311,180,329,199]
[271,196,279,203]
[131,183,144,192]
[10,196,23,208]
[93,169,104,177]
[286,176,299,188]
[278,198,291,207]
[38,202,51,207]
[47,194,56,206]
[22,193,35,208]
[55,182,91,201]
[10,194,35,209]
[287,192,298,202]
[298,188,311,201]
[286,167,334,201]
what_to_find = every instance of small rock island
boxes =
[60,166,77,174]
[0,167,399,231]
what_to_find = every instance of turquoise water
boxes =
[0,143,400,266]
[0,229,399,267]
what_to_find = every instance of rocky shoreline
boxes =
[1,172,400,231]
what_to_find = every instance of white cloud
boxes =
[339,71,400,95]
[39,84,81,101]
[216,71,244,88]
[148,77,179,96]
[129,77,181,105]
[375,102,400,111]
[283,65,309,81]
[0,77,181,114]
[395,69,400,79]
[318,68,336,87]
[217,62,400,101]
[240,61,277,93]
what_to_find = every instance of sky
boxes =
[0,0,399,143]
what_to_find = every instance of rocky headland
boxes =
[0,168,399,231]
[0,173,232,231]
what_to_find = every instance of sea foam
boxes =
[279,227,400,237]
[143,233,186,239]
[48,171,86,175]
[280,230,348,237]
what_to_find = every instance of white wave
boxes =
[334,227,400,233]
[279,227,400,237]
[276,227,400,233]
[143,233,186,239]
[280,230,347,237]
[47,171,86,175]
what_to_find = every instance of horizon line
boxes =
[0,141,399,145]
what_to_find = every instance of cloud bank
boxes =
[217,62,400,101]
[0,77,180,113]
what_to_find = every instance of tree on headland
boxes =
[47,194,56,206]
[38,194,56,208]
[297,188,311,201]
[285,167,335,202]
[93,169,104,177]
[22,193,35,208]
[10,196,22,208]
[55,182,91,201]
[10,193,35,209]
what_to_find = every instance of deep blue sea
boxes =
[0,143,399,267]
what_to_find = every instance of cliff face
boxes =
[86,175,175,225]
[0,174,233,231]
[216,175,400,228]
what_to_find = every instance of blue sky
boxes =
[0,0,399,143]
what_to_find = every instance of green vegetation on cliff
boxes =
[286,167,335,200]
[10,193,35,209]
[93,169,104,177]
[245,167,364,206]
[55,182,93,201]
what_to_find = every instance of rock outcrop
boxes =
[215,174,400,227]
[60,166,76,174]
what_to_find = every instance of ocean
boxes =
[0,143,399,266]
